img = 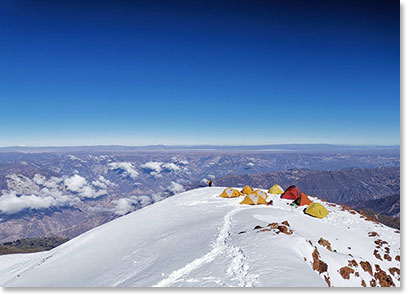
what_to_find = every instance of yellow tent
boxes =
[252,189,268,199]
[241,185,253,195]
[305,202,329,219]
[219,187,242,198]
[240,193,268,205]
[268,184,284,194]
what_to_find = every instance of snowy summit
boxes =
[0,187,400,287]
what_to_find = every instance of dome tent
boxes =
[281,185,302,200]
[293,193,312,206]
[268,184,284,194]
[305,202,329,219]
[241,185,253,195]
[219,187,242,198]
[252,189,268,200]
[240,193,268,205]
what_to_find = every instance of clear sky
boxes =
[0,0,400,146]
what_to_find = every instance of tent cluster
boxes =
[218,184,329,219]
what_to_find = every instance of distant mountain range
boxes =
[213,167,399,215]
[347,194,400,217]
[0,144,400,153]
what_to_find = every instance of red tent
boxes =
[281,185,302,200]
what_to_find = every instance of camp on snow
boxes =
[293,192,312,206]
[240,193,268,205]
[281,185,302,200]
[219,187,242,198]
[268,184,284,194]
[252,189,268,199]
[241,185,253,194]
[217,184,328,218]
[305,202,329,219]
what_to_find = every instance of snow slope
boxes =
[0,187,400,287]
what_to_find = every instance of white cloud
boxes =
[141,161,182,175]
[247,162,255,167]
[92,176,114,189]
[33,174,63,189]
[64,175,87,192]
[200,178,209,186]
[64,175,107,199]
[167,181,185,195]
[0,190,80,215]
[171,157,189,166]
[79,186,107,199]
[33,174,46,186]
[140,161,163,175]
[108,162,139,179]
[162,163,180,172]
[6,174,39,194]
[67,155,86,162]
[112,195,153,216]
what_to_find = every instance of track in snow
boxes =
[153,207,256,287]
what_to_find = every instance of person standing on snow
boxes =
[207,180,213,187]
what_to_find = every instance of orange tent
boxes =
[293,193,312,206]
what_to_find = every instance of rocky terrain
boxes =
[348,194,400,217]
[0,237,68,255]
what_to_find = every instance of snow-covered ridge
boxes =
[0,187,400,287]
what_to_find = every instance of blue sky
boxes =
[0,0,400,146]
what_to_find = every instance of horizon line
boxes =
[0,143,400,148]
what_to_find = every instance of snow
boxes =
[0,187,400,287]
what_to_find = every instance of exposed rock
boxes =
[383,253,392,261]
[339,266,354,279]
[238,231,247,234]
[360,261,373,276]
[374,264,395,287]
[267,223,279,229]
[281,221,290,227]
[312,248,328,274]
[370,279,376,287]
[361,280,366,287]
[277,225,293,235]
[355,272,359,277]
[253,225,263,230]
[373,250,382,261]
[318,238,332,251]
[341,205,352,211]
[307,240,313,246]
[324,275,331,287]
[384,247,390,254]
[348,259,358,267]
[259,228,271,232]
[388,267,400,278]
[395,255,400,261]
[368,231,378,237]
[374,239,388,247]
